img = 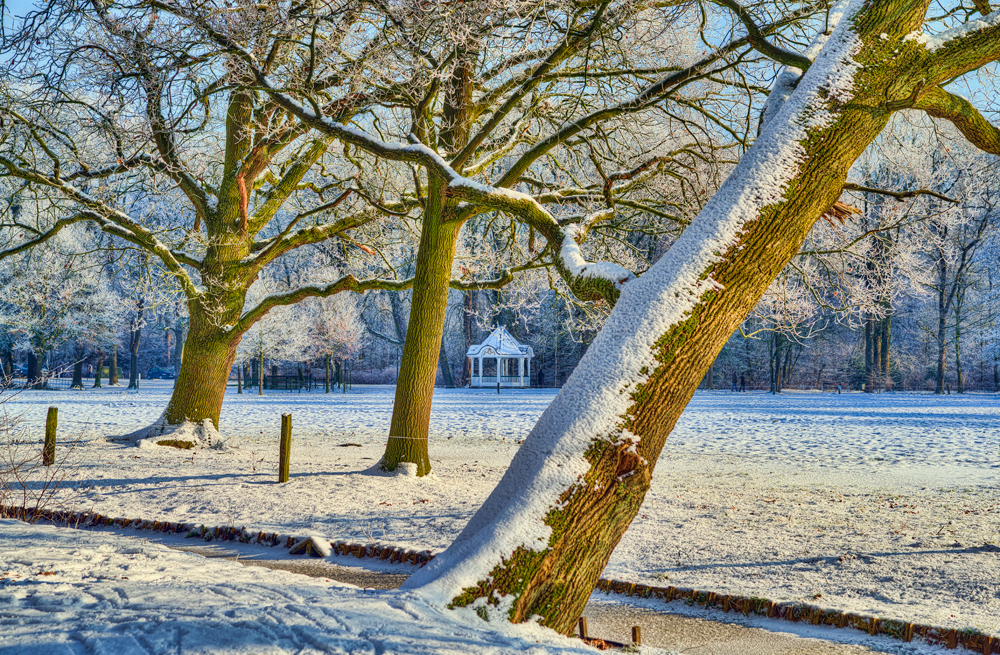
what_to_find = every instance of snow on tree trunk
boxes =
[403,0,982,631]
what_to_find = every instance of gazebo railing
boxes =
[474,374,529,387]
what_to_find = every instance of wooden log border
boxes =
[3,504,996,654]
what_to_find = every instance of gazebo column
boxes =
[497,356,501,385]
[518,357,524,387]
[477,356,483,386]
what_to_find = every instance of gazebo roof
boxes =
[466,326,533,358]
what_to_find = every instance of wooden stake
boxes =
[43,407,57,466]
[631,626,642,646]
[278,413,291,483]
[578,616,588,640]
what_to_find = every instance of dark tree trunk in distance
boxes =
[72,359,83,389]
[27,350,41,389]
[128,319,142,390]
[439,339,456,388]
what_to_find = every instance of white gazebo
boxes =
[466,326,534,388]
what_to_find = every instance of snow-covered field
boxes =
[2,382,999,648]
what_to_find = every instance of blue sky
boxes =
[3,0,36,32]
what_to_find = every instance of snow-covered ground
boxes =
[2,383,999,645]
[0,519,621,654]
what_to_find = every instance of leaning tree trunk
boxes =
[403,0,951,631]
[381,184,463,475]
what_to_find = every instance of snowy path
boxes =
[2,384,998,640]
[0,520,605,655]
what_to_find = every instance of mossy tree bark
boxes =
[162,310,242,429]
[403,0,1000,632]
[382,183,464,475]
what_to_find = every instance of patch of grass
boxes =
[156,439,195,449]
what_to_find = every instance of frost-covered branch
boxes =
[842,181,960,203]
[249,208,381,268]
[234,268,526,335]
[0,155,202,299]
[709,0,814,70]
[0,213,91,261]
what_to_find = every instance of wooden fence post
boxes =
[43,407,57,466]
[631,626,642,646]
[578,616,588,640]
[278,413,291,483]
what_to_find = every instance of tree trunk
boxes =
[128,308,143,389]
[936,272,947,394]
[879,315,891,389]
[439,337,456,388]
[770,333,782,394]
[93,355,103,388]
[258,351,264,396]
[460,290,474,387]
[72,359,84,389]
[110,345,118,386]
[381,184,463,475]
[173,323,185,374]
[954,289,965,393]
[325,354,331,393]
[27,349,40,389]
[159,305,242,429]
[954,319,964,393]
[237,363,242,394]
[0,344,13,379]
[404,1,935,629]
[864,316,874,392]
[390,291,409,343]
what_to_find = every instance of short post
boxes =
[497,379,501,394]
[578,616,588,640]
[631,626,642,647]
[278,413,291,483]
[43,406,57,466]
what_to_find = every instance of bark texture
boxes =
[382,183,463,475]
